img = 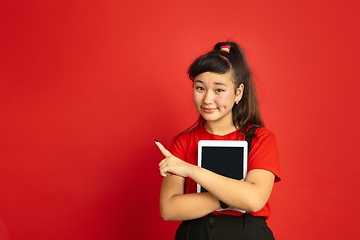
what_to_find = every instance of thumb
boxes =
[155,140,172,157]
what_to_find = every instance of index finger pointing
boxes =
[155,140,172,157]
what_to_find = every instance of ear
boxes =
[235,83,244,103]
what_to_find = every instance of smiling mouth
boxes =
[202,107,217,113]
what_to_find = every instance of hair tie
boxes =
[220,46,230,53]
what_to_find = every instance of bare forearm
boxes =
[160,192,220,221]
[188,166,274,212]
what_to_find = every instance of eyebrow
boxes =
[214,82,228,86]
[194,80,228,87]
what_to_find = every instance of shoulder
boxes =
[252,127,278,153]
[254,127,276,140]
[173,126,202,144]
[169,126,202,157]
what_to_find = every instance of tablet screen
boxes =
[200,146,245,192]
[197,140,248,193]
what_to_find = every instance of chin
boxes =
[201,116,219,122]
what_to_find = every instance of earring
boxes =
[235,100,239,104]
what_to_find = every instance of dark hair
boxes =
[180,41,264,137]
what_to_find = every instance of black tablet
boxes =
[197,140,248,212]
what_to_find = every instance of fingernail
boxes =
[154,139,158,142]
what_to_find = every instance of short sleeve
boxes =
[248,128,281,182]
[169,135,188,162]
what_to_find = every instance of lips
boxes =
[202,107,217,113]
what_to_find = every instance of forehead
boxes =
[194,71,234,86]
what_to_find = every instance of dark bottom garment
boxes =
[174,213,275,240]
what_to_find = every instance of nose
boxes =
[203,91,214,104]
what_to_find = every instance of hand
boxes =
[155,140,194,178]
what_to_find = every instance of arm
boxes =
[188,166,274,212]
[159,174,220,221]
[156,141,220,221]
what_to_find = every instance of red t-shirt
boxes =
[169,125,281,220]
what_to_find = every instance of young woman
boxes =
[156,41,281,240]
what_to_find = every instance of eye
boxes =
[196,86,205,91]
[215,89,225,93]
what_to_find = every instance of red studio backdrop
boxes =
[0,1,359,239]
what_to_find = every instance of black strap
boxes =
[245,126,259,156]
[219,200,229,209]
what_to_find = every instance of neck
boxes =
[205,121,238,136]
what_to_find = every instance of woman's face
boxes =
[193,71,243,126]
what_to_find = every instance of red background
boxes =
[1,0,359,239]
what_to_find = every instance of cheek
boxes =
[192,91,202,107]
[217,94,234,108]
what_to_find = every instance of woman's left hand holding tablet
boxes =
[155,140,193,178]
